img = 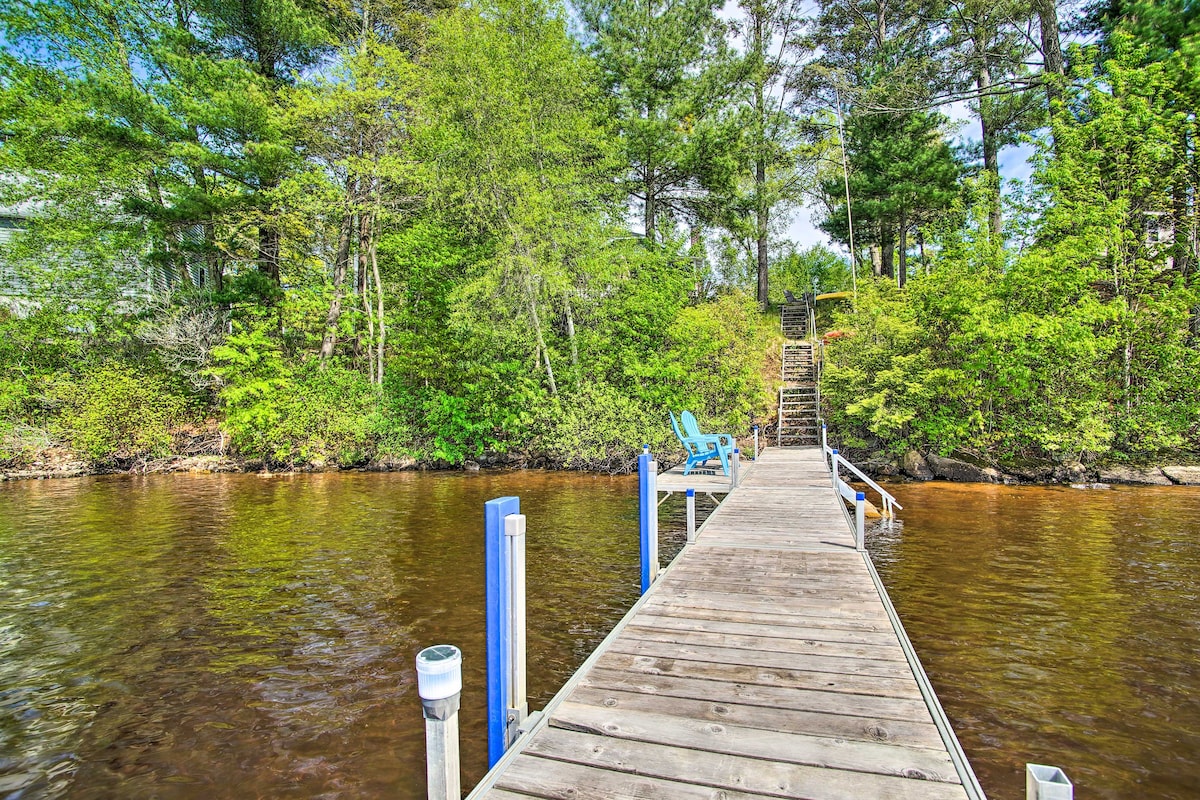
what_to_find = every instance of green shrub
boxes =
[637,291,775,435]
[0,422,52,468]
[210,321,380,465]
[536,382,675,473]
[50,364,191,463]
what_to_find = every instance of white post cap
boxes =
[416,645,462,701]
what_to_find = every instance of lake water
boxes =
[1,469,1197,798]
[870,481,1200,800]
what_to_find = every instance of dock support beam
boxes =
[485,495,522,766]
[1027,765,1072,800]
[686,488,696,544]
[638,451,659,593]
[416,645,462,800]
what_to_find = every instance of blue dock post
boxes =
[484,495,520,767]
[638,451,658,593]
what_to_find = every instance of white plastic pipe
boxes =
[686,488,696,544]
[505,514,528,742]
[855,492,866,551]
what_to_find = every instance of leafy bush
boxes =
[210,320,380,465]
[50,364,192,463]
[536,382,675,473]
[0,422,52,468]
[638,291,775,436]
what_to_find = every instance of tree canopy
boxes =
[0,0,1195,471]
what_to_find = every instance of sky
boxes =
[785,102,1040,252]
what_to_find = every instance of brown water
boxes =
[1,472,1197,800]
[0,471,710,799]
[869,481,1200,800]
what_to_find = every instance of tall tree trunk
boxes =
[371,231,385,385]
[359,211,375,379]
[643,182,656,243]
[978,63,1002,241]
[525,273,557,396]
[351,208,370,362]
[1034,0,1065,124]
[756,158,769,306]
[258,205,280,284]
[918,227,928,276]
[361,259,376,384]
[320,209,354,362]
[564,292,580,389]
[879,228,895,280]
[357,210,369,300]
[870,244,882,277]
[754,9,769,307]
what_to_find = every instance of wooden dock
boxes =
[467,446,985,799]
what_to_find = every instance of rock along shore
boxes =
[0,449,536,482]
[857,449,1200,487]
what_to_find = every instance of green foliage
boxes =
[577,0,739,240]
[821,110,961,279]
[51,365,192,463]
[536,383,674,473]
[209,318,379,465]
[640,291,775,434]
[769,245,852,301]
[5,0,1195,480]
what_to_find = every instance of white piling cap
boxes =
[416,645,462,701]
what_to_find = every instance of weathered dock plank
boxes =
[468,446,982,800]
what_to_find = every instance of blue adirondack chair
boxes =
[669,411,727,476]
[680,411,733,473]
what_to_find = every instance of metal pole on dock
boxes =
[752,425,759,461]
[638,451,659,593]
[821,423,828,463]
[686,488,696,544]
[415,645,462,800]
[830,448,840,489]
[1027,765,1072,800]
[484,496,521,766]
[732,448,741,486]
[855,492,866,551]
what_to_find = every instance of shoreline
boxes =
[4,446,1200,487]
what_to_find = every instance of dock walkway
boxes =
[468,447,983,799]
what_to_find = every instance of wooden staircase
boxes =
[778,300,820,446]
